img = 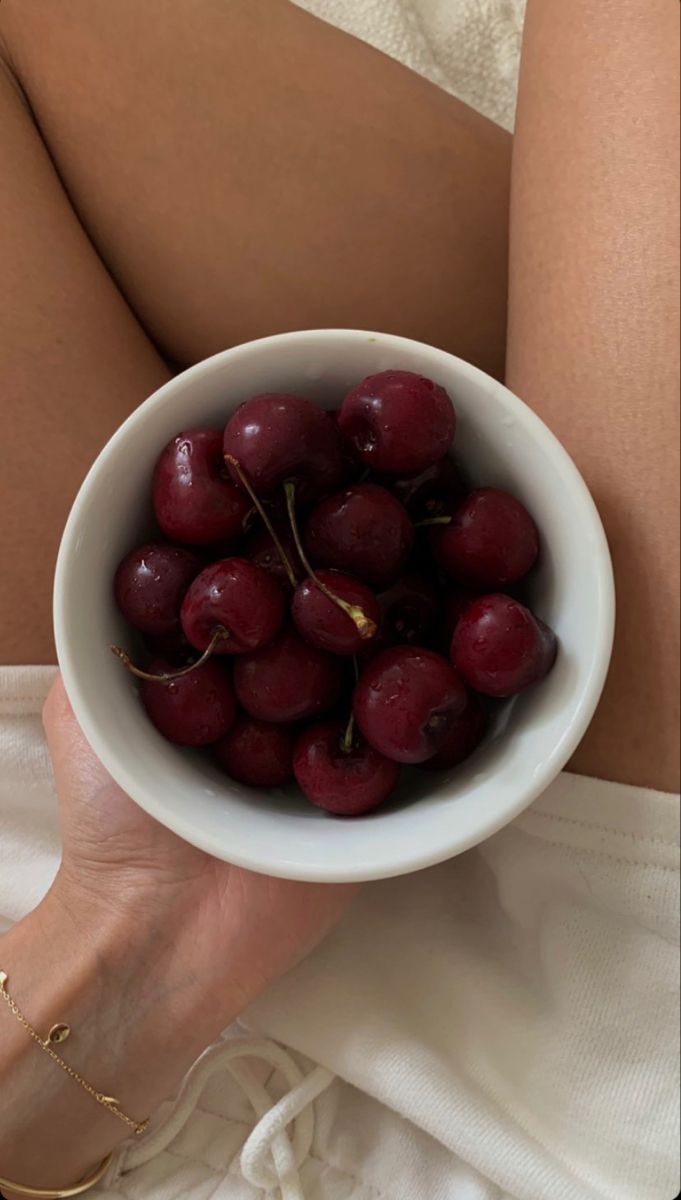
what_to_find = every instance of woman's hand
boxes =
[46,674,357,1016]
[0,676,355,1193]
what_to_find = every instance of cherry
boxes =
[223,393,344,504]
[181,558,284,655]
[354,645,468,764]
[330,409,363,484]
[234,627,343,723]
[114,542,202,636]
[339,369,455,475]
[430,487,539,588]
[438,586,479,653]
[283,482,377,641]
[153,428,250,544]
[450,594,557,697]
[304,483,413,589]
[292,570,380,655]
[420,694,488,770]
[355,629,390,668]
[144,629,197,667]
[111,365,561,807]
[242,521,303,590]
[383,457,465,521]
[215,716,295,787]
[377,573,439,647]
[293,720,400,815]
[140,658,236,746]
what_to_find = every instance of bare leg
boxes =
[0,0,510,665]
[507,0,680,791]
[0,66,170,666]
[0,0,509,367]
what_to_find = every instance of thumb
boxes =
[43,673,113,807]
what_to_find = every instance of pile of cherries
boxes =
[113,370,557,816]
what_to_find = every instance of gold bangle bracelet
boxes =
[0,1153,113,1198]
[0,970,149,1137]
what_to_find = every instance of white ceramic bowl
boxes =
[54,330,614,882]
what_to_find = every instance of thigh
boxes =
[507,0,680,790]
[0,64,169,664]
[0,0,510,376]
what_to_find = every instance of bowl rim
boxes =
[54,329,616,881]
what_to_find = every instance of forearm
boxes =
[0,876,238,1196]
[0,676,356,1198]
[506,0,680,792]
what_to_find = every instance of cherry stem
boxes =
[412,515,453,528]
[341,711,355,754]
[110,626,229,682]
[224,454,299,588]
[283,481,377,640]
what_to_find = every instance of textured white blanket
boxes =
[1,670,679,1200]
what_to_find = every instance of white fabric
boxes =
[1,668,679,1200]
[119,1037,336,1200]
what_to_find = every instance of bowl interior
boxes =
[55,330,614,882]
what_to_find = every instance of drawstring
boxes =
[240,1063,335,1196]
[117,1037,335,1199]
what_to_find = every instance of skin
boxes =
[0,0,678,1193]
[507,0,680,791]
[0,4,509,1190]
[0,0,509,667]
[0,680,356,1191]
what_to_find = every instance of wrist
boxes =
[45,866,244,1074]
[0,881,240,1192]
[50,861,254,1027]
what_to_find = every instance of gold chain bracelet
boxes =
[0,970,149,1138]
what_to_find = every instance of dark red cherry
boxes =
[330,409,364,484]
[180,558,284,655]
[293,720,400,815]
[144,629,197,667]
[355,629,391,669]
[354,646,468,764]
[383,457,465,521]
[215,717,295,787]
[242,521,304,591]
[140,658,235,746]
[420,694,488,769]
[304,483,413,589]
[430,487,539,588]
[234,627,343,723]
[224,394,344,504]
[153,428,250,544]
[338,370,455,474]
[438,587,479,653]
[292,571,380,656]
[114,542,202,635]
[377,573,439,646]
[450,594,557,697]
